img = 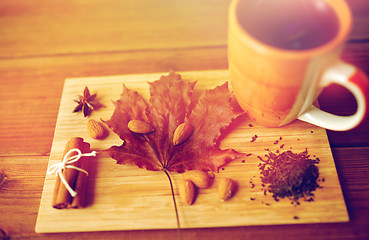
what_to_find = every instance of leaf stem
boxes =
[163,168,182,240]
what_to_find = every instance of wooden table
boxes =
[1,0,368,239]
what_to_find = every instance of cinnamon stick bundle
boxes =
[71,141,91,208]
[52,137,91,209]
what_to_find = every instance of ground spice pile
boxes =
[258,149,321,204]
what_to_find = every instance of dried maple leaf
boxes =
[104,72,244,173]
[103,72,244,232]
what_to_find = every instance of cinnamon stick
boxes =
[53,137,84,209]
[71,142,91,208]
[52,138,71,207]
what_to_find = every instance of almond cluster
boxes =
[178,170,237,205]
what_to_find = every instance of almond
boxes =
[128,120,155,134]
[173,122,193,146]
[87,119,107,139]
[182,170,211,189]
[218,178,236,201]
[178,180,195,205]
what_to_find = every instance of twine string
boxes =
[47,148,96,197]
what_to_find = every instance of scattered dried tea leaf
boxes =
[0,172,7,188]
[258,149,321,204]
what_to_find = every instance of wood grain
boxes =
[0,0,367,59]
[35,70,348,233]
[0,0,229,58]
[1,0,368,239]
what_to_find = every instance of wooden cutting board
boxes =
[35,70,348,233]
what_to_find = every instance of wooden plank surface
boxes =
[35,70,348,233]
[0,0,367,58]
[1,0,368,239]
[0,0,229,58]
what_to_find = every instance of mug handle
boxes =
[298,61,369,131]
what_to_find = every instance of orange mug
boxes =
[228,0,369,130]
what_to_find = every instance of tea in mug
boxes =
[236,0,339,50]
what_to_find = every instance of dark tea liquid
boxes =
[237,0,339,50]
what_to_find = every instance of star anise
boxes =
[73,86,102,117]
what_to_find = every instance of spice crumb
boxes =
[280,144,285,149]
[250,134,258,142]
[293,216,299,220]
[0,172,7,187]
[249,123,254,127]
[250,197,256,201]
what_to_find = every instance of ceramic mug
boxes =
[228,0,369,131]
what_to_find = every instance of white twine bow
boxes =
[47,148,96,197]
